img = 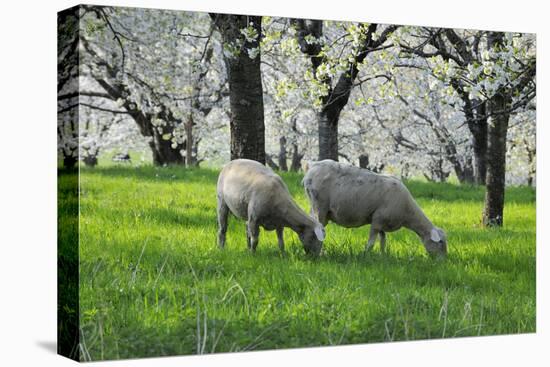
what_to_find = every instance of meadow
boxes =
[64,165,535,361]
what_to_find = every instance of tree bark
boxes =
[278,136,288,171]
[452,94,488,185]
[482,32,512,227]
[467,104,488,185]
[63,155,78,170]
[185,115,195,167]
[290,143,304,172]
[451,78,488,185]
[358,154,369,169]
[458,156,474,184]
[483,93,511,227]
[442,139,474,184]
[149,129,185,166]
[472,135,487,184]
[211,14,265,164]
[83,155,98,167]
[318,110,339,161]
[527,175,534,187]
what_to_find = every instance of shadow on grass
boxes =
[84,206,218,229]
[81,300,526,362]
[81,165,219,185]
[220,242,534,291]
[147,207,217,228]
[82,315,302,360]
[403,181,535,205]
[79,166,535,205]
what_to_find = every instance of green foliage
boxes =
[71,166,535,360]
[240,24,259,43]
[275,79,298,99]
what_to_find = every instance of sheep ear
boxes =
[430,228,441,242]
[314,225,325,241]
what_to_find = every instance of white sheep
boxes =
[302,160,447,257]
[217,159,325,255]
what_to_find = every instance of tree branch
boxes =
[80,102,130,114]
[58,103,79,114]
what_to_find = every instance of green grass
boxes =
[70,165,536,361]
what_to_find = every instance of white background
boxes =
[0,0,547,365]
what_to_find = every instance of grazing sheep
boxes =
[217,159,325,255]
[303,160,447,258]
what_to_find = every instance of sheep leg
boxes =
[365,226,379,252]
[247,220,260,252]
[245,221,251,249]
[379,231,387,254]
[276,227,285,253]
[217,198,229,249]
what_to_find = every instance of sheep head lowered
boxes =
[303,160,447,259]
[217,159,325,255]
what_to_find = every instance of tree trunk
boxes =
[278,136,288,171]
[483,93,511,227]
[211,14,265,164]
[461,98,488,185]
[266,155,279,171]
[83,155,98,167]
[63,155,78,170]
[445,145,474,184]
[185,115,195,167]
[129,109,184,166]
[227,53,266,164]
[428,156,450,183]
[469,112,488,185]
[149,129,185,166]
[318,111,339,161]
[290,143,304,172]
[526,142,536,187]
[358,154,369,169]
[452,78,488,185]
[457,155,475,184]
